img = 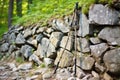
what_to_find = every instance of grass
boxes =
[13,0,97,26]
[0,24,8,40]
[16,57,25,63]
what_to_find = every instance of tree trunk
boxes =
[27,0,32,13]
[16,0,22,17]
[8,0,14,28]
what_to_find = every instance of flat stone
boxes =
[15,33,25,45]
[89,4,119,25]
[103,48,120,74]
[60,36,73,51]
[50,32,63,48]
[54,48,74,68]
[77,56,95,70]
[77,38,90,52]
[23,29,32,38]
[90,43,109,59]
[78,13,90,37]
[98,27,120,46]
[17,62,32,70]
[20,45,33,59]
[55,19,70,33]
[44,58,54,67]
[36,38,56,59]
[0,43,9,52]
[29,53,42,65]
[90,37,101,44]
[36,34,44,43]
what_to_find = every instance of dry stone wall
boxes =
[0,3,120,80]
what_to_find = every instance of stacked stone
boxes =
[0,3,120,80]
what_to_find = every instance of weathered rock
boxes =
[55,19,70,33]
[95,62,105,73]
[98,27,120,46]
[7,63,17,71]
[0,43,9,52]
[78,13,90,37]
[89,4,119,25]
[73,66,85,79]
[8,45,16,53]
[23,29,32,38]
[90,43,109,59]
[90,37,101,44]
[60,36,73,51]
[43,32,50,38]
[68,77,80,80]
[50,32,63,48]
[36,38,56,59]
[42,72,53,80]
[36,27,45,33]
[29,53,42,65]
[54,48,74,68]
[77,38,90,52]
[32,26,37,35]
[103,48,120,74]
[27,39,38,48]
[91,71,99,78]
[20,45,33,59]
[8,33,16,44]
[17,62,32,70]
[103,72,113,80]
[77,56,95,70]
[56,68,71,80]
[46,27,54,34]
[15,33,25,44]
[89,77,100,80]
[82,74,92,80]
[36,34,44,43]
[44,58,54,67]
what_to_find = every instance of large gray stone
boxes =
[54,48,74,68]
[90,37,101,44]
[90,43,109,59]
[89,4,119,25]
[44,58,54,67]
[36,34,44,43]
[50,32,63,48]
[77,56,95,70]
[0,43,9,52]
[29,53,42,65]
[54,19,70,33]
[8,33,16,44]
[17,62,32,70]
[23,29,32,38]
[36,38,56,59]
[15,33,25,44]
[98,27,120,46]
[78,13,90,37]
[56,68,71,80]
[20,45,33,59]
[103,48,120,74]
[60,36,73,51]
[77,38,90,52]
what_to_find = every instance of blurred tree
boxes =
[8,0,14,28]
[28,0,32,13]
[16,0,22,17]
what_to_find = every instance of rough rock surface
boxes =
[89,4,119,25]
[90,43,109,59]
[104,48,120,74]
[54,48,74,68]
[60,36,73,51]
[15,33,25,44]
[98,27,120,46]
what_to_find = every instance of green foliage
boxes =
[16,57,24,63]
[0,24,8,39]
[40,63,46,68]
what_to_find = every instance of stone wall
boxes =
[0,4,120,80]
